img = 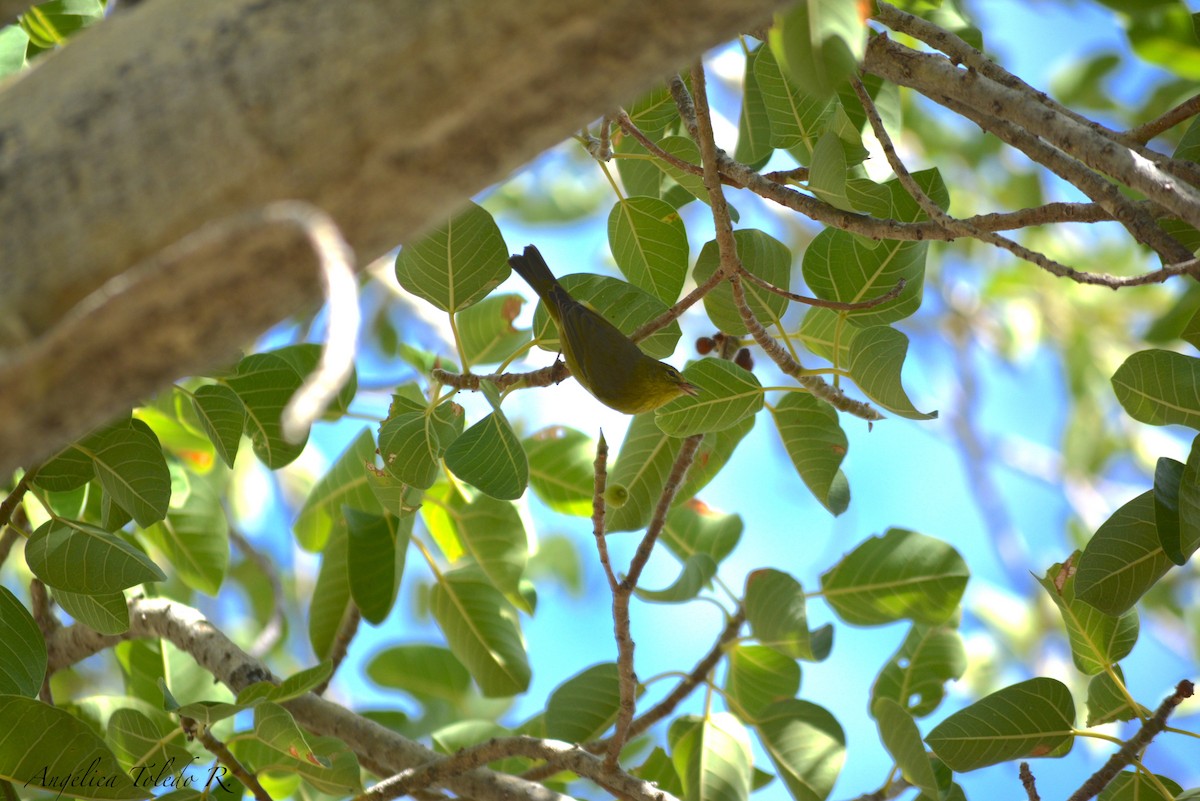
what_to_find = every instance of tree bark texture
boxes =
[0,0,790,475]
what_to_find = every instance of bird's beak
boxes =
[678,380,700,397]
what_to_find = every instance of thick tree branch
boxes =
[45,597,573,801]
[0,0,790,477]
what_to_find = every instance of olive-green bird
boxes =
[509,245,698,414]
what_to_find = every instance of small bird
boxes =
[509,245,699,414]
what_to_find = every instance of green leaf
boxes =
[694,229,791,336]
[546,662,622,743]
[653,135,713,208]
[0,26,30,77]
[27,519,165,593]
[848,326,938,420]
[671,713,755,801]
[798,306,856,366]
[809,130,854,210]
[0,586,46,696]
[1037,556,1139,675]
[745,569,832,661]
[770,393,849,515]
[770,0,866,100]
[803,230,925,326]
[1076,490,1176,616]
[615,132,665,199]
[108,708,194,775]
[524,426,596,516]
[294,428,383,551]
[1085,666,1148,726]
[1112,349,1200,430]
[871,624,967,718]
[54,588,129,634]
[725,644,801,721]
[873,698,943,799]
[820,529,967,625]
[0,696,147,800]
[754,699,845,801]
[1174,432,1200,563]
[655,359,764,436]
[430,570,531,697]
[1099,771,1182,801]
[447,494,528,602]
[308,526,351,660]
[635,553,719,603]
[1153,456,1185,564]
[366,644,472,703]
[607,195,689,303]
[191,384,245,468]
[736,45,775,169]
[395,201,509,312]
[531,272,683,360]
[456,293,530,366]
[676,413,756,504]
[378,400,464,490]
[753,45,834,163]
[606,413,686,533]
[84,422,171,527]
[345,509,410,625]
[243,703,361,795]
[635,747,686,797]
[925,677,1075,771]
[226,349,313,468]
[142,472,229,595]
[444,410,529,500]
[238,662,334,705]
[34,438,96,492]
[662,500,743,566]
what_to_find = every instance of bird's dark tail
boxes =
[508,245,559,300]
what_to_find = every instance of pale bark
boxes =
[0,0,789,475]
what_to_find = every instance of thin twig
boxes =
[0,464,37,532]
[431,362,571,393]
[185,718,273,801]
[591,433,618,592]
[1124,94,1200,145]
[356,736,681,801]
[607,433,705,767]
[1065,680,1194,801]
[1019,762,1041,801]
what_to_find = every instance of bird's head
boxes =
[620,360,699,414]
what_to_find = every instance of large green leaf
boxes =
[294,428,383,551]
[0,586,46,696]
[607,195,689,303]
[770,0,866,100]
[820,529,967,625]
[847,326,938,420]
[677,414,755,504]
[308,527,351,660]
[753,45,834,163]
[1173,432,1200,563]
[0,696,147,800]
[545,662,622,743]
[142,472,229,595]
[770,393,849,515]
[456,292,530,367]
[670,713,755,801]
[873,698,944,799]
[746,569,833,661]
[54,589,129,634]
[798,306,856,366]
[694,229,791,336]
[444,410,529,501]
[871,624,966,718]
[378,399,464,490]
[191,384,245,468]
[655,359,764,436]
[84,422,171,527]
[1111,349,1200,430]
[430,570,530,697]
[445,494,528,603]
[1037,556,1139,675]
[754,699,845,801]
[27,519,165,594]
[736,45,775,169]
[803,230,925,326]
[226,349,314,468]
[662,500,743,566]
[530,272,683,360]
[606,413,685,533]
[1076,490,1176,616]
[925,678,1075,771]
[635,553,719,603]
[395,201,509,312]
[365,644,472,703]
[524,426,596,516]
[241,703,361,795]
[345,509,410,625]
[1098,772,1182,801]
[1085,666,1148,727]
[725,644,801,721]
[107,707,195,779]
